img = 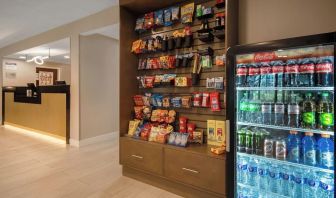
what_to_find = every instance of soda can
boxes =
[255,130,264,155]
[237,129,246,153]
[275,139,287,160]
[264,138,274,158]
[245,130,254,154]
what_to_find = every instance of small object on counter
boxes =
[191,129,204,144]
[207,120,216,143]
[168,132,177,145]
[156,130,170,144]
[168,132,189,147]
[181,3,195,24]
[140,123,152,141]
[179,116,188,133]
[210,92,221,112]
[215,120,226,146]
[148,127,159,142]
[133,125,143,139]
[201,92,210,107]
[163,96,171,108]
[211,146,225,155]
[171,6,180,21]
[128,120,141,136]
[154,10,164,27]
[187,123,196,139]
[164,8,173,26]
[215,77,224,90]
[193,92,202,107]
[181,96,192,108]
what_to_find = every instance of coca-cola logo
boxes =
[260,66,272,74]
[285,65,299,73]
[316,63,333,73]
[249,68,260,75]
[299,64,315,73]
[237,68,248,76]
[254,52,276,62]
[273,66,284,73]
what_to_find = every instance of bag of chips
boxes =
[171,6,180,21]
[133,95,145,106]
[210,92,221,111]
[134,106,144,120]
[155,94,163,107]
[171,97,182,108]
[143,106,152,120]
[140,123,152,141]
[181,96,192,108]
[202,92,210,107]
[164,8,173,26]
[206,78,215,89]
[144,12,154,30]
[128,120,141,136]
[135,17,145,32]
[181,3,195,24]
[137,76,145,88]
[143,94,151,106]
[167,110,176,124]
[179,116,188,133]
[215,77,224,90]
[149,126,159,142]
[144,76,155,88]
[154,10,164,27]
[163,96,171,108]
[193,92,202,107]
[131,40,143,54]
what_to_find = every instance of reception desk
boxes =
[2,86,70,143]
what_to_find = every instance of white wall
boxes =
[2,58,71,87]
[79,34,119,140]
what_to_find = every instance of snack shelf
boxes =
[236,87,334,91]
[237,183,289,198]
[237,122,334,136]
[237,152,334,174]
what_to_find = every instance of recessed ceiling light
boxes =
[19,56,26,59]
[64,55,70,59]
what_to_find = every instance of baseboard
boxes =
[70,131,119,147]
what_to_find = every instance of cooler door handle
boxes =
[226,120,230,152]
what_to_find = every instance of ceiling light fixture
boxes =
[27,56,44,65]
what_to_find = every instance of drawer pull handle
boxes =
[131,154,143,159]
[182,168,199,174]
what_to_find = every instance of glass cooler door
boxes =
[234,45,335,198]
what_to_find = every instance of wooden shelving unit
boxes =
[119,0,237,197]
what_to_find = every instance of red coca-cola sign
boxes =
[254,52,276,62]
[260,66,272,74]
[237,68,248,76]
[299,64,315,74]
[316,63,333,73]
[285,65,299,74]
[272,66,285,73]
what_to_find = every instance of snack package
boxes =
[164,8,173,26]
[179,133,189,147]
[187,123,195,139]
[168,132,177,145]
[171,97,182,108]
[128,120,141,136]
[168,56,176,69]
[143,106,152,120]
[148,127,159,142]
[211,146,225,155]
[156,130,170,144]
[207,120,216,143]
[143,94,151,106]
[133,95,145,106]
[215,77,224,90]
[201,55,213,68]
[163,96,171,108]
[175,77,190,87]
[144,12,154,30]
[215,120,226,146]
[154,36,163,51]
[192,129,204,144]
[144,76,155,88]
[137,76,145,88]
[181,96,192,108]
[154,75,163,86]
[179,116,188,133]
[154,10,164,27]
[210,92,221,111]
[131,40,143,54]
[159,56,169,69]
[181,3,195,24]
[206,78,215,89]
[171,6,180,21]
[216,55,225,66]
[138,58,147,70]
[159,110,169,123]
[155,94,163,107]
[140,123,152,141]
[135,17,145,32]
[201,92,210,107]
[150,94,158,107]
[134,106,144,120]
[133,125,143,139]
[193,92,202,107]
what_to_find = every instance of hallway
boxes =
[0,126,181,198]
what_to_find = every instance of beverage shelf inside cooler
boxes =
[237,152,334,174]
[236,87,334,91]
[237,183,289,198]
[237,122,334,136]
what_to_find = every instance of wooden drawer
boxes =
[120,138,163,175]
[164,148,226,195]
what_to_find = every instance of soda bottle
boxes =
[316,172,334,198]
[237,128,246,153]
[267,164,280,193]
[303,171,319,198]
[279,165,291,196]
[238,92,249,122]
[271,60,285,87]
[302,93,317,129]
[261,98,272,125]
[298,58,316,87]
[302,132,317,166]
[285,59,299,87]
[260,62,273,87]
[248,91,261,123]
[316,56,334,87]
[317,92,334,131]
[274,91,285,126]
[247,63,261,87]
[287,93,300,128]
[275,138,287,160]
[287,131,301,163]
[245,130,254,154]
[236,63,248,87]
[318,134,334,169]
[257,159,268,190]
[247,158,258,186]
[291,168,304,197]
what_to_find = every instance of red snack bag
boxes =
[134,106,144,120]
[152,58,160,69]
[140,123,152,141]
[133,95,144,106]
[179,116,188,133]
[201,92,210,107]
[168,55,176,69]
[193,92,202,107]
[210,92,221,111]
[187,123,196,139]
[144,12,154,30]
[144,76,155,88]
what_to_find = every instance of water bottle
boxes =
[287,131,301,163]
[318,134,334,169]
[303,170,318,198]
[267,164,280,194]
[257,160,268,190]
[302,132,317,166]
[238,156,248,184]
[279,166,291,196]
[291,168,304,198]
[317,172,334,198]
[247,158,258,186]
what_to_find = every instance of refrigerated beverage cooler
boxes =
[226,32,335,198]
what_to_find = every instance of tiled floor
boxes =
[0,126,181,198]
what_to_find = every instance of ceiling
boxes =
[0,0,118,49]
[81,24,120,40]
[5,38,71,64]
